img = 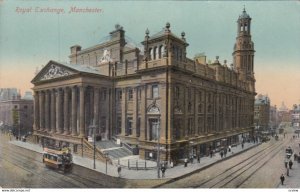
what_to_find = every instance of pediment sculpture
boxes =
[40,64,73,81]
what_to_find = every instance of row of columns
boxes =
[33,86,87,137]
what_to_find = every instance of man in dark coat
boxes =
[280,174,285,185]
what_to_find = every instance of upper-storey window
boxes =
[117,89,122,100]
[152,85,159,98]
[153,47,157,60]
[128,88,133,100]
[158,45,163,59]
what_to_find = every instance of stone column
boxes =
[71,86,77,136]
[33,91,39,131]
[56,88,63,134]
[194,89,199,136]
[51,89,56,133]
[140,85,147,140]
[94,87,99,133]
[63,87,69,135]
[132,87,137,137]
[79,86,85,137]
[39,91,45,130]
[121,88,126,136]
[45,90,50,132]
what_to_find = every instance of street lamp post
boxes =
[104,152,108,174]
[156,119,161,178]
[88,122,97,169]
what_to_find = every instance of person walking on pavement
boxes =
[289,159,293,169]
[224,148,227,157]
[184,158,188,167]
[117,165,122,177]
[280,174,285,185]
[285,158,288,168]
[210,150,213,158]
[242,142,244,149]
[197,155,200,163]
[220,151,223,159]
[161,164,166,178]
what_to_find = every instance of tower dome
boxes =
[239,8,251,19]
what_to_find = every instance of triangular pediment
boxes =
[32,60,77,83]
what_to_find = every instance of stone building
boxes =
[31,9,256,162]
[0,91,34,135]
[254,94,270,131]
[291,104,300,128]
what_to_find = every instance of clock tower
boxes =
[233,8,255,91]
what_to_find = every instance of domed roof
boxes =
[239,8,251,19]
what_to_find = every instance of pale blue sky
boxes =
[0,0,300,107]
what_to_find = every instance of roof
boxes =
[239,8,251,19]
[56,61,100,75]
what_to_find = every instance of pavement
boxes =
[8,136,261,180]
[277,136,300,188]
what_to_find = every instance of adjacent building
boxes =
[0,90,34,135]
[31,9,256,162]
[291,104,300,128]
[254,94,270,131]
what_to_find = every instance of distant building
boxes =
[291,104,300,128]
[0,90,34,135]
[0,88,19,101]
[254,94,270,131]
[269,105,278,129]
[277,102,291,123]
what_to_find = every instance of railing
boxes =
[116,159,157,170]
[82,138,112,164]
[122,142,133,153]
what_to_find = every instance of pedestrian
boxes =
[224,148,227,157]
[285,159,288,168]
[117,165,122,177]
[197,155,200,163]
[242,143,244,149]
[210,150,213,158]
[184,158,188,167]
[190,155,194,164]
[161,165,166,178]
[170,161,174,168]
[280,174,285,185]
[289,160,293,169]
[220,151,223,158]
[228,145,231,152]
[294,154,298,161]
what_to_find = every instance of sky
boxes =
[0,0,300,108]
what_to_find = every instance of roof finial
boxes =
[243,5,246,12]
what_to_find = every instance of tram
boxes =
[43,146,73,172]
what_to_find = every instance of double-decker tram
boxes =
[43,146,73,172]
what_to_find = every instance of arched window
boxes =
[245,24,248,31]
[153,47,157,60]
[149,48,153,60]
[240,24,243,32]
[158,45,163,59]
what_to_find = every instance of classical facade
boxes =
[291,104,300,128]
[32,9,256,162]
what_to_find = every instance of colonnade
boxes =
[33,85,109,138]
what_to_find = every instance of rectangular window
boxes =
[116,116,122,135]
[101,89,107,101]
[138,87,141,100]
[101,117,106,133]
[137,117,141,137]
[152,85,159,98]
[118,89,122,100]
[126,117,133,135]
[149,119,159,141]
[128,89,133,100]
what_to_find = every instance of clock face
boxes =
[98,49,112,64]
